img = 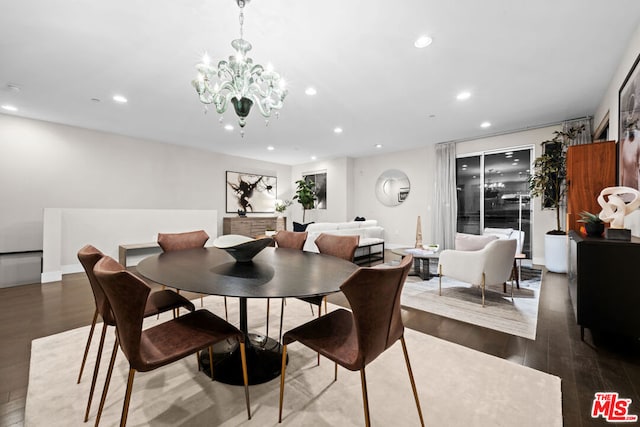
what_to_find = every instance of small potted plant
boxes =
[577,211,604,237]
[274,199,293,215]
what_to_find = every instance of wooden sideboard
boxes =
[566,141,615,232]
[568,230,640,340]
[222,216,284,238]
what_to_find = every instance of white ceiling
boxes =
[1,0,639,165]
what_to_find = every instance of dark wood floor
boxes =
[1,256,639,426]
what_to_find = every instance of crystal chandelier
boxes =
[192,0,287,136]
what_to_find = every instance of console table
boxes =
[223,216,284,238]
[568,230,640,340]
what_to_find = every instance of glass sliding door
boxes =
[456,148,532,257]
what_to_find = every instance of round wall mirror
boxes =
[375,169,410,207]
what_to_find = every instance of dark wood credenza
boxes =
[568,230,640,340]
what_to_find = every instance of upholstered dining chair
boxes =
[93,256,251,427]
[157,230,227,319]
[302,233,360,316]
[438,238,517,307]
[268,230,308,342]
[278,254,424,426]
[76,245,195,423]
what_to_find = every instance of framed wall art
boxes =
[618,53,640,190]
[226,171,277,213]
[303,171,327,209]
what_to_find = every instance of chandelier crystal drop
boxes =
[192,0,287,136]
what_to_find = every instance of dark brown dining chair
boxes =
[302,233,360,316]
[76,245,195,423]
[268,231,308,341]
[93,256,251,427]
[278,255,424,426]
[157,230,227,318]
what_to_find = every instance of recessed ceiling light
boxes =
[1,105,18,112]
[224,124,234,131]
[414,35,433,48]
[267,145,275,151]
[512,162,518,166]
[334,127,343,134]
[112,95,128,103]
[480,121,491,128]
[305,87,317,96]
[514,159,520,162]
[375,144,383,149]
[311,155,317,160]
[456,91,471,101]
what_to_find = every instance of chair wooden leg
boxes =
[239,341,251,419]
[200,295,203,307]
[84,322,108,422]
[438,265,443,295]
[78,308,98,384]
[400,336,425,427]
[334,363,338,381]
[119,368,136,427]
[278,298,285,345]
[94,336,119,427]
[360,368,371,427]
[317,306,322,366]
[278,344,288,423]
[324,296,328,315]
[266,298,271,338]
[224,297,228,321]
[209,346,214,381]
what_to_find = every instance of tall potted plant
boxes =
[528,125,584,272]
[293,179,317,223]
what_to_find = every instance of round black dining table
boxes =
[136,246,358,385]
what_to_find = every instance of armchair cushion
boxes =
[455,233,498,251]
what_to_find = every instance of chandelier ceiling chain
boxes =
[192,0,287,137]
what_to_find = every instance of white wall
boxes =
[594,23,640,141]
[0,114,292,254]
[352,147,435,248]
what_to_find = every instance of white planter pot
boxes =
[544,233,567,273]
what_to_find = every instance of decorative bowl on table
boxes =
[213,234,273,262]
[423,243,439,252]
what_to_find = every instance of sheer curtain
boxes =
[563,117,592,145]
[432,142,457,250]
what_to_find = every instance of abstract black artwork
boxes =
[303,171,327,209]
[226,171,277,213]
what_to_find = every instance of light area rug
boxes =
[25,296,561,426]
[401,270,543,340]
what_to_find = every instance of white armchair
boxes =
[437,239,517,307]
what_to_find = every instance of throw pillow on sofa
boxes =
[293,221,314,232]
[454,233,498,251]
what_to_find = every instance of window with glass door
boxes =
[456,147,532,257]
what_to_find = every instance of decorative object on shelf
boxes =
[237,209,247,217]
[375,169,410,207]
[423,243,440,252]
[213,234,273,262]
[192,0,287,136]
[618,53,640,190]
[274,199,292,214]
[415,216,423,248]
[597,186,640,241]
[577,211,604,237]
[293,179,317,223]
[226,171,276,213]
[529,125,584,273]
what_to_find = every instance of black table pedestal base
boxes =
[200,333,287,385]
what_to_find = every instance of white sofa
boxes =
[302,220,385,262]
